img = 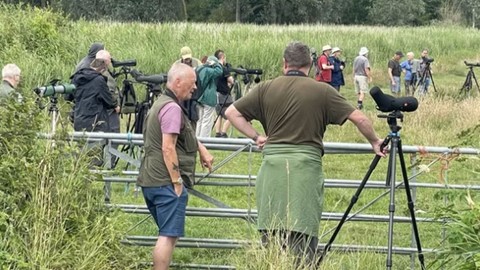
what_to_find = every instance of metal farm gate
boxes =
[71,132,480,269]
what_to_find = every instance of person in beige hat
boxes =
[175,46,201,68]
[352,47,372,109]
[315,45,334,83]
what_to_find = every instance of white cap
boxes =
[332,47,341,53]
[322,45,332,52]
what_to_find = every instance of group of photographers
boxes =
[388,49,433,97]
[175,46,236,138]
[0,41,432,269]
[314,45,433,109]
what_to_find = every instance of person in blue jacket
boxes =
[329,47,345,92]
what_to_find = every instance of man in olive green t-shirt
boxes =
[226,41,385,267]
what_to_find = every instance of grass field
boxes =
[1,5,480,269]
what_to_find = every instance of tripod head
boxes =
[378,110,403,134]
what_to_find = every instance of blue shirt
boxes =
[400,60,413,81]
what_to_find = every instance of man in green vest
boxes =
[0,63,23,103]
[226,41,385,268]
[137,63,214,270]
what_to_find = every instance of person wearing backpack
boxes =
[315,45,334,83]
[195,56,223,137]
[213,49,234,138]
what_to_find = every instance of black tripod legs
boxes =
[459,68,480,97]
[472,70,480,93]
[397,139,425,270]
[318,135,425,270]
[318,137,390,265]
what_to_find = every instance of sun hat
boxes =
[359,47,369,56]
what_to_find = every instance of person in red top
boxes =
[315,45,334,83]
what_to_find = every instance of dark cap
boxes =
[395,51,404,57]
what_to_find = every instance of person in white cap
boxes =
[175,46,201,68]
[328,47,345,92]
[315,45,334,83]
[352,47,372,110]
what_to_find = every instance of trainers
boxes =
[220,133,228,138]
[215,132,222,138]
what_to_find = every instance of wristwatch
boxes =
[172,177,183,185]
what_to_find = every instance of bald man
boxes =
[137,63,214,270]
[95,49,121,169]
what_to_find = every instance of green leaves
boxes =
[431,192,480,270]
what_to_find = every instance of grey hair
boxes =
[283,41,311,69]
[167,63,195,88]
[2,64,21,78]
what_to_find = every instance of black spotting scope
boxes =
[229,67,263,76]
[112,59,137,68]
[370,86,418,112]
[130,69,167,85]
[464,60,480,67]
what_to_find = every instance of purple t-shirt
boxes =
[158,102,182,134]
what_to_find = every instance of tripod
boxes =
[309,52,319,78]
[212,76,239,137]
[459,66,480,98]
[318,111,425,270]
[416,62,437,95]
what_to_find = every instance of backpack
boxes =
[191,65,207,101]
[182,65,207,123]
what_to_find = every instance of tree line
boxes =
[2,0,479,27]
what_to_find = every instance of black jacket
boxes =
[71,68,115,132]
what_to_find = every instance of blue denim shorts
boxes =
[142,185,188,237]
[390,76,401,93]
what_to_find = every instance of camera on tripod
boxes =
[310,47,318,62]
[130,69,167,96]
[33,79,76,98]
[464,60,480,67]
[228,65,263,84]
[424,58,434,64]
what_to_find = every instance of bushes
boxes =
[0,87,135,268]
[431,192,480,270]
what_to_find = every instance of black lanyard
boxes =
[285,70,307,77]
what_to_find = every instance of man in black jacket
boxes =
[71,50,116,132]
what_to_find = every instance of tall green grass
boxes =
[1,4,479,269]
